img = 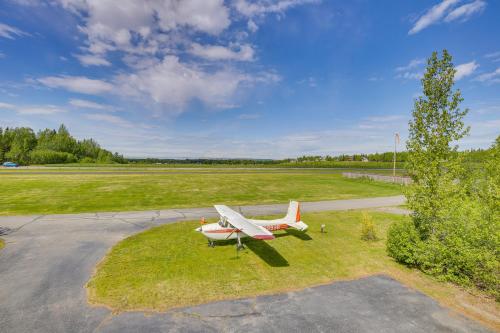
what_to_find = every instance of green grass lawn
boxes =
[0,166,407,175]
[86,211,499,330]
[0,172,402,215]
[0,161,405,169]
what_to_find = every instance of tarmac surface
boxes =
[0,196,492,332]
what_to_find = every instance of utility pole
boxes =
[393,132,400,181]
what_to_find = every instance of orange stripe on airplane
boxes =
[263,224,289,231]
[204,229,240,233]
[296,203,301,222]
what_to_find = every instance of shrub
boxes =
[387,198,499,300]
[79,157,95,163]
[360,213,377,241]
[29,149,77,164]
[386,219,421,266]
[417,199,499,300]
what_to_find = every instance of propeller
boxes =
[200,217,206,231]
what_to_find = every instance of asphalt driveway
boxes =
[0,196,492,332]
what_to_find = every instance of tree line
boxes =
[287,149,491,164]
[0,124,125,165]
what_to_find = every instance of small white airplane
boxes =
[195,201,308,249]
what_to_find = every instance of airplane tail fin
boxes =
[284,201,308,231]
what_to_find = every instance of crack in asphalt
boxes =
[172,209,187,220]
[6,215,45,235]
[92,312,114,333]
[150,211,160,224]
[116,218,147,229]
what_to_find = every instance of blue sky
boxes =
[0,0,499,158]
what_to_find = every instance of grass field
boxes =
[87,211,499,329]
[0,171,402,215]
[0,161,406,169]
[0,166,407,175]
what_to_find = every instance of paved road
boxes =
[0,196,490,332]
[0,167,406,175]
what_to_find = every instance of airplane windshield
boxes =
[219,217,229,228]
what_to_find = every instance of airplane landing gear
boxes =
[236,233,245,251]
[208,240,215,248]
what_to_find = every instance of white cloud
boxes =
[485,51,500,62]
[16,105,66,115]
[189,43,255,62]
[395,58,425,80]
[56,0,231,58]
[238,113,261,120]
[396,58,425,72]
[368,76,383,82]
[400,72,423,80]
[409,0,460,35]
[38,75,114,94]
[365,115,407,123]
[444,0,486,22]
[474,68,500,83]
[216,103,240,109]
[234,0,319,33]
[0,102,66,115]
[115,56,247,109]
[0,51,5,58]
[358,115,408,130]
[0,22,29,39]
[396,58,479,81]
[297,76,317,87]
[69,98,110,110]
[234,0,318,17]
[14,0,310,116]
[247,19,258,33]
[454,61,479,80]
[74,53,111,66]
[84,113,132,128]
[0,102,15,109]
[471,104,500,115]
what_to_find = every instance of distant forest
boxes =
[0,124,125,165]
[130,149,491,165]
[0,124,493,166]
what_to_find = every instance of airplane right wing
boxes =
[214,205,275,240]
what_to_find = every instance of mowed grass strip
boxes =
[86,211,499,329]
[0,173,401,215]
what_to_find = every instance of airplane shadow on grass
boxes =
[244,240,289,267]
[213,230,313,267]
[278,229,313,241]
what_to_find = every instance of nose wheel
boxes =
[208,240,215,247]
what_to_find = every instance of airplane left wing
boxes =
[214,205,275,240]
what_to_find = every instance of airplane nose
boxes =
[195,227,202,232]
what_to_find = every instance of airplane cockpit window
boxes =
[219,217,229,228]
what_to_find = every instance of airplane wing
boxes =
[214,205,275,240]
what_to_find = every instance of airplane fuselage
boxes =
[196,219,290,240]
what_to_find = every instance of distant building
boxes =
[362,157,369,162]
